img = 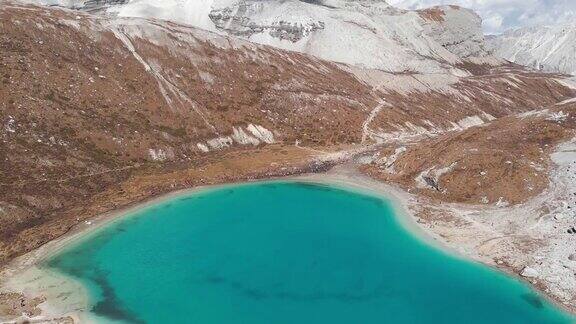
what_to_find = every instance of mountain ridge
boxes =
[23,0,503,74]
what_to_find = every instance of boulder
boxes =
[520,266,539,278]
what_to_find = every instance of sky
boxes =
[388,0,576,34]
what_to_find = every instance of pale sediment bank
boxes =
[1,163,574,322]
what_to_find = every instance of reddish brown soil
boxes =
[418,7,446,22]
[363,104,576,205]
[0,4,375,264]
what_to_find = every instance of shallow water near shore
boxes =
[46,182,573,323]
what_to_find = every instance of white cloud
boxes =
[389,0,576,34]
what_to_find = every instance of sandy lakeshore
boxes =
[1,157,576,322]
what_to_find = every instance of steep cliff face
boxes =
[488,23,576,76]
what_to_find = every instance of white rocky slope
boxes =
[23,0,501,75]
[487,23,576,76]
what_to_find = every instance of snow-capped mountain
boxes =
[487,23,576,76]
[29,0,501,74]
[203,1,498,74]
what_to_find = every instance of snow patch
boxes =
[456,115,484,129]
[519,109,549,119]
[207,136,233,150]
[246,124,274,144]
[495,197,509,208]
[199,124,275,151]
[196,143,210,153]
[148,148,173,161]
[198,71,215,85]
[378,146,406,174]
[108,0,217,32]
[5,116,16,133]
[231,126,260,146]
[556,97,576,106]
[546,111,569,122]
[415,162,457,191]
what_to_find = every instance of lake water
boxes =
[46,182,573,323]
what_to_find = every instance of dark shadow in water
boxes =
[200,272,395,303]
[262,183,279,189]
[180,196,199,202]
[90,269,145,323]
[217,189,236,197]
[46,232,144,323]
[294,182,385,205]
[183,189,236,201]
[522,293,544,309]
[359,195,385,208]
[294,182,337,193]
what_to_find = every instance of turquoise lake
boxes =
[46,182,573,323]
